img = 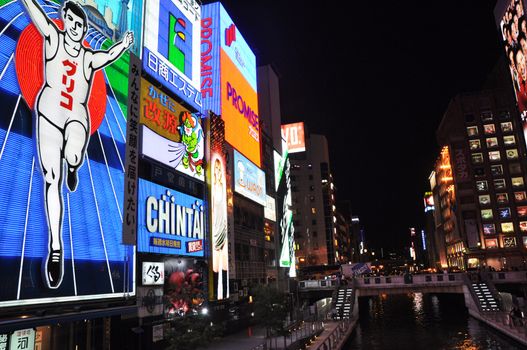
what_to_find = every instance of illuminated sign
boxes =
[0,0,135,307]
[234,150,266,206]
[142,262,165,285]
[264,195,277,222]
[210,151,229,300]
[140,81,205,181]
[138,179,205,256]
[9,329,35,350]
[143,0,202,111]
[281,122,306,153]
[277,155,296,277]
[201,3,260,166]
[421,230,427,251]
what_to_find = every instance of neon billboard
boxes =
[201,2,260,166]
[233,149,266,206]
[281,122,306,154]
[0,0,137,307]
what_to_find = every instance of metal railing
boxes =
[312,320,353,350]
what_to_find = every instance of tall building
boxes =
[432,89,527,270]
[290,133,339,266]
[423,190,440,268]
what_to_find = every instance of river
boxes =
[344,293,523,350]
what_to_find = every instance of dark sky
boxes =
[206,1,502,251]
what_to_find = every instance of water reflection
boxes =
[345,293,522,350]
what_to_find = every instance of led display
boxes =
[140,80,205,181]
[143,0,202,111]
[137,179,205,256]
[264,195,277,222]
[233,149,266,206]
[201,2,260,166]
[0,0,137,307]
[281,122,306,154]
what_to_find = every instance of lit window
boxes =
[469,140,481,150]
[484,124,496,134]
[467,126,479,137]
[501,122,513,133]
[488,151,501,162]
[311,207,316,214]
[486,137,498,148]
[512,177,525,188]
[501,222,514,233]
[503,135,516,146]
[481,209,493,220]
[506,149,518,160]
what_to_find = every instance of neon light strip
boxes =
[103,115,125,171]
[0,12,23,40]
[0,291,134,308]
[86,155,115,293]
[0,53,13,81]
[0,94,21,161]
[67,193,77,296]
[106,95,125,141]
[97,131,123,221]
[17,157,34,300]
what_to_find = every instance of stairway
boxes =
[472,283,500,312]
[332,287,353,320]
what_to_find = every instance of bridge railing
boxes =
[354,273,464,287]
[485,271,527,283]
[298,279,339,291]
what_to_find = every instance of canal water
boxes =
[344,293,523,350]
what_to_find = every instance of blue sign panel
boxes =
[138,179,206,257]
[233,150,266,206]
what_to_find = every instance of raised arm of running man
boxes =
[88,31,134,72]
[20,0,59,40]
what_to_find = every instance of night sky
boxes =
[204,1,502,251]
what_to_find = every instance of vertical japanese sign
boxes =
[123,54,141,245]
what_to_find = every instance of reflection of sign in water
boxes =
[233,150,266,206]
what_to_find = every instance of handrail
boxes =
[312,320,353,350]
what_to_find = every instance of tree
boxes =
[165,315,224,350]
[252,285,289,337]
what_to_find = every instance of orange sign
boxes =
[220,49,260,166]
[281,122,306,153]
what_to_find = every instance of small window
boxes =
[483,224,496,235]
[503,237,517,248]
[486,137,498,148]
[471,153,484,164]
[479,195,491,205]
[503,135,516,146]
[465,114,476,123]
[474,168,485,177]
[484,124,496,134]
[494,179,506,190]
[509,163,522,175]
[311,207,316,214]
[515,191,527,202]
[481,209,493,220]
[469,140,481,150]
[481,110,493,121]
[501,122,513,133]
[485,238,498,248]
[476,181,488,191]
[512,177,525,188]
[520,221,527,233]
[502,221,514,233]
[496,193,509,204]
[488,151,501,161]
[467,126,479,137]
[517,206,527,217]
[491,165,503,176]
[498,207,511,219]
[506,149,519,160]
[498,111,511,120]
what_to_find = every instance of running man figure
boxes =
[20,0,133,289]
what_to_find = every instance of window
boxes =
[503,237,517,248]
[506,149,519,160]
[467,126,479,137]
[524,237,527,248]
[474,167,485,177]
[498,207,511,219]
[501,122,513,133]
[515,191,527,202]
[512,177,525,188]
[488,151,501,161]
[521,222,527,233]
[517,206,527,217]
[478,195,491,205]
[476,181,488,191]
[503,135,516,146]
[469,140,481,150]
[484,124,496,134]
[485,238,498,248]
[471,153,484,164]
[491,165,503,176]
[494,179,506,190]
[481,209,493,220]
[311,207,316,214]
[509,163,522,175]
[465,114,476,123]
[502,222,514,233]
[483,224,496,235]
[498,111,511,120]
[486,137,498,148]
[481,110,493,121]
[496,193,509,204]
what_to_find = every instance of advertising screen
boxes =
[143,0,202,111]
[233,150,266,206]
[0,0,137,307]
[137,179,205,257]
[140,80,205,181]
[281,122,306,154]
[201,3,260,166]
[264,195,277,222]
[499,0,527,141]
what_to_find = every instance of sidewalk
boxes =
[202,326,267,350]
